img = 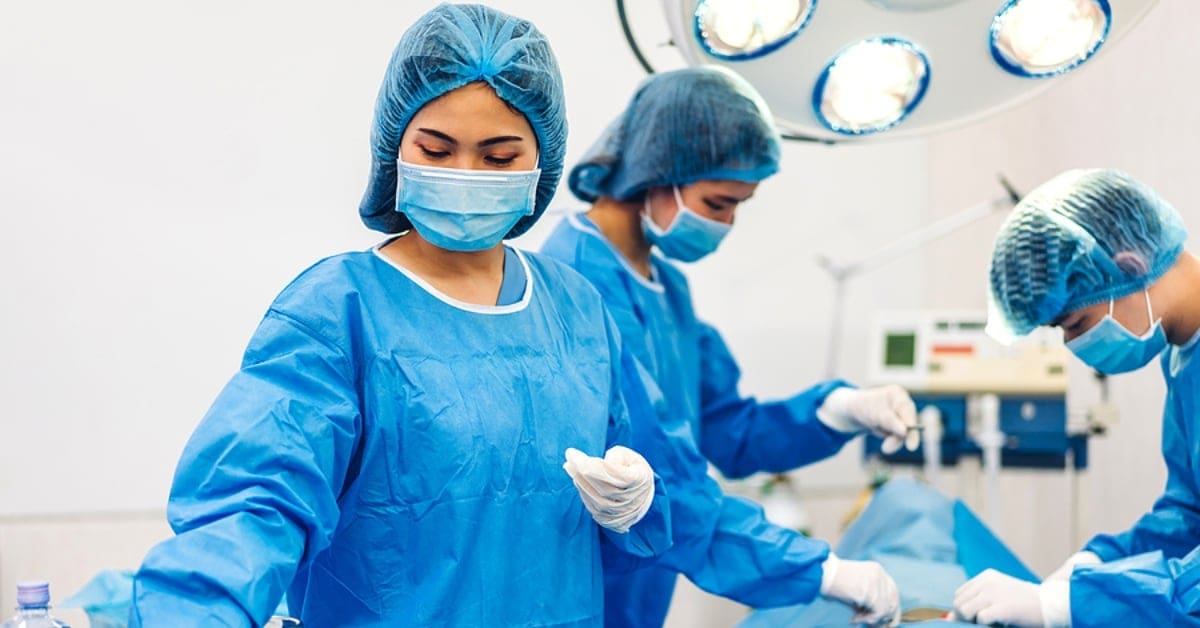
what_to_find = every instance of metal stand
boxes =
[817,175,1021,377]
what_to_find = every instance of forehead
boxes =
[406,82,534,139]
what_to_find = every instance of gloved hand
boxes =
[817,385,919,454]
[1046,551,1102,581]
[562,446,654,533]
[954,568,1071,628]
[819,554,901,626]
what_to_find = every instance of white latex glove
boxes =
[819,554,901,626]
[817,385,919,454]
[1046,551,1101,582]
[954,568,1071,627]
[562,446,654,533]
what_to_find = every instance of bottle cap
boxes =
[16,581,50,607]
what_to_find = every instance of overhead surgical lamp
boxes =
[813,37,931,135]
[693,0,816,60]
[990,0,1112,77]
[622,0,1157,141]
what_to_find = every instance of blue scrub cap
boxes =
[568,66,781,203]
[987,168,1188,342]
[358,3,566,236]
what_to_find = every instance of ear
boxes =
[641,186,670,210]
[1112,251,1150,277]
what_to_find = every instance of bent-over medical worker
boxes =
[955,168,1200,627]
[541,66,917,627]
[129,5,673,626]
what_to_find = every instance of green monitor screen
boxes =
[884,332,917,367]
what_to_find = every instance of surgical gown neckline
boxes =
[1169,325,1200,376]
[567,212,664,293]
[371,241,533,314]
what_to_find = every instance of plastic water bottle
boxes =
[1,582,70,628]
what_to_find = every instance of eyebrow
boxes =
[478,135,524,148]
[415,128,524,148]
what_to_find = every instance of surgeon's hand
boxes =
[954,569,1071,627]
[1046,551,1101,581]
[817,385,919,454]
[562,446,655,533]
[819,554,900,626]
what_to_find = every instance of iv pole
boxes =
[817,174,1023,378]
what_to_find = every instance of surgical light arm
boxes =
[817,174,1021,377]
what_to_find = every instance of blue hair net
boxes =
[987,169,1188,342]
[568,66,781,203]
[358,3,566,236]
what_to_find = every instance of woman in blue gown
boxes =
[129,5,671,626]
[541,66,915,628]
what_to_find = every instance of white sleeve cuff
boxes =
[1070,551,1102,569]
[819,553,840,595]
[1039,580,1072,628]
[816,387,861,434]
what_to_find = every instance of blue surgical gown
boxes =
[130,244,671,627]
[1069,346,1200,626]
[541,214,855,627]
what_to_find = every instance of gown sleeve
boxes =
[598,313,674,559]
[1085,367,1200,562]
[697,322,854,479]
[130,310,362,627]
[1069,548,1200,627]
[1073,361,1200,626]
[606,350,831,607]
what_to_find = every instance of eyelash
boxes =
[485,155,517,166]
[418,146,517,167]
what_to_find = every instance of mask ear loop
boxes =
[663,185,687,231]
[643,187,683,235]
[1145,289,1158,330]
[672,185,687,215]
[523,152,541,216]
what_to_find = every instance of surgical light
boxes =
[694,0,815,60]
[644,0,1158,140]
[813,38,930,135]
[990,0,1112,77]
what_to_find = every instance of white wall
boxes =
[922,0,1195,576]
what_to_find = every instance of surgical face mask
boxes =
[396,159,540,252]
[641,186,732,262]
[1066,290,1168,375]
